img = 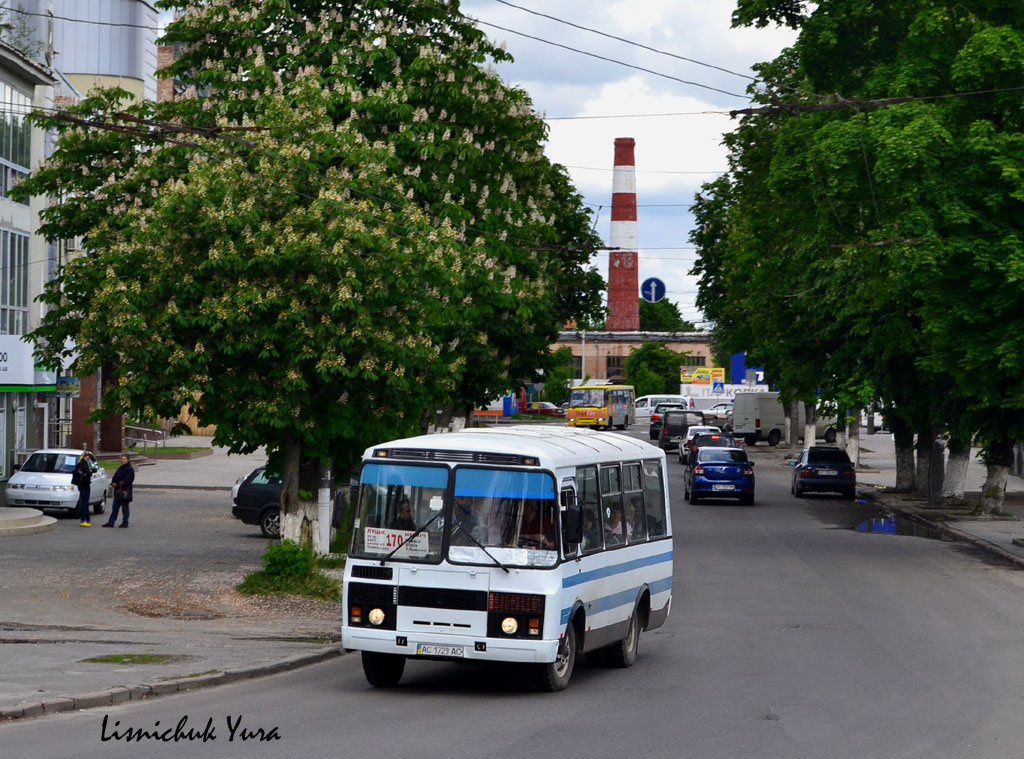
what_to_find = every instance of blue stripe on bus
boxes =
[559,575,673,625]
[561,550,673,589]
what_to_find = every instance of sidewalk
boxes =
[132,435,268,490]
[854,432,1024,567]
[0,437,345,723]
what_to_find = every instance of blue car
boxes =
[791,446,856,499]
[685,447,755,505]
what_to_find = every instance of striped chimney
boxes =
[607,137,639,331]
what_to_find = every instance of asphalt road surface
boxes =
[5,429,1024,759]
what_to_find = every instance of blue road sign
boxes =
[712,380,725,394]
[641,277,666,303]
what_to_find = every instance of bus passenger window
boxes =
[642,460,668,538]
[575,466,603,553]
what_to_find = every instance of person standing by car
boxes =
[72,451,94,527]
[104,454,135,528]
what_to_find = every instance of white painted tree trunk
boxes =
[941,444,970,500]
[282,498,318,546]
[803,421,816,450]
[846,412,861,469]
[895,444,916,492]
[980,464,1008,515]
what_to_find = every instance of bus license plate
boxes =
[416,644,465,658]
[712,484,735,491]
[819,469,838,476]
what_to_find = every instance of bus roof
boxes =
[363,426,661,470]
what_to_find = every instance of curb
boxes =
[133,484,232,491]
[0,644,345,723]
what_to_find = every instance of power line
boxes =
[545,110,731,120]
[7,5,164,31]
[564,164,724,175]
[492,0,757,82]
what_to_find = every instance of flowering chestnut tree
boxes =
[20,0,603,546]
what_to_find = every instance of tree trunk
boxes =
[914,428,930,498]
[279,431,318,548]
[928,423,945,505]
[866,403,876,435]
[846,407,861,469]
[980,464,1009,515]
[980,433,1015,515]
[315,459,333,556]
[891,417,916,492]
[802,401,815,451]
[941,438,970,500]
[787,399,800,448]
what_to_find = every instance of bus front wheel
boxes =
[535,624,576,692]
[361,651,405,688]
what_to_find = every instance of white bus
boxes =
[341,426,673,691]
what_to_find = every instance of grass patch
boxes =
[238,540,341,602]
[80,653,175,664]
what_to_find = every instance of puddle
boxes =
[855,516,953,541]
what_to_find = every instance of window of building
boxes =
[606,355,625,377]
[0,229,29,334]
[0,83,30,206]
[681,354,706,367]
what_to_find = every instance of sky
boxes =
[160,2,798,325]
[459,0,798,325]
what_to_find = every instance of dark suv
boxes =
[649,402,687,440]
[658,410,706,451]
[791,446,856,499]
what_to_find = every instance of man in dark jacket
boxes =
[103,454,135,528]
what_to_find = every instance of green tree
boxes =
[18,0,603,545]
[541,347,575,405]
[638,298,695,332]
[693,0,1024,508]
[624,343,684,397]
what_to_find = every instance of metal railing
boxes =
[123,425,166,460]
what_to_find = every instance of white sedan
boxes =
[5,449,108,515]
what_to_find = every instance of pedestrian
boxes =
[72,451,94,527]
[103,454,134,528]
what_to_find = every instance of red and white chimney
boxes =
[607,137,639,331]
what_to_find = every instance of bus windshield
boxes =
[448,468,558,568]
[351,463,448,562]
[571,388,606,408]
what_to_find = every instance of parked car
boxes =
[791,446,856,499]
[680,431,739,465]
[649,401,687,440]
[684,447,755,505]
[5,448,108,515]
[232,466,282,537]
[522,401,566,417]
[703,401,734,431]
[658,410,706,451]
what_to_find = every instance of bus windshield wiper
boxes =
[381,510,443,564]
[451,521,510,574]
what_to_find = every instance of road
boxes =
[5,429,1024,759]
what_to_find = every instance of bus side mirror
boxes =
[561,490,582,544]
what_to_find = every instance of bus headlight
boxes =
[501,617,519,635]
[368,608,386,626]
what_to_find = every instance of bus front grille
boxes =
[398,586,488,612]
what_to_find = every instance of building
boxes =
[552,330,714,383]
[0,39,56,480]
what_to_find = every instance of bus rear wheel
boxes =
[535,624,576,692]
[361,651,405,688]
[605,610,640,668]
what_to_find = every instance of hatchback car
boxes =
[685,447,755,505]
[231,466,282,537]
[649,402,687,440]
[680,432,738,465]
[791,446,856,499]
[5,449,108,515]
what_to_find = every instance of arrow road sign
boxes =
[641,277,666,303]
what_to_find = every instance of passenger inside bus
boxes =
[582,509,602,551]
[604,506,631,544]
[507,500,553,548]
